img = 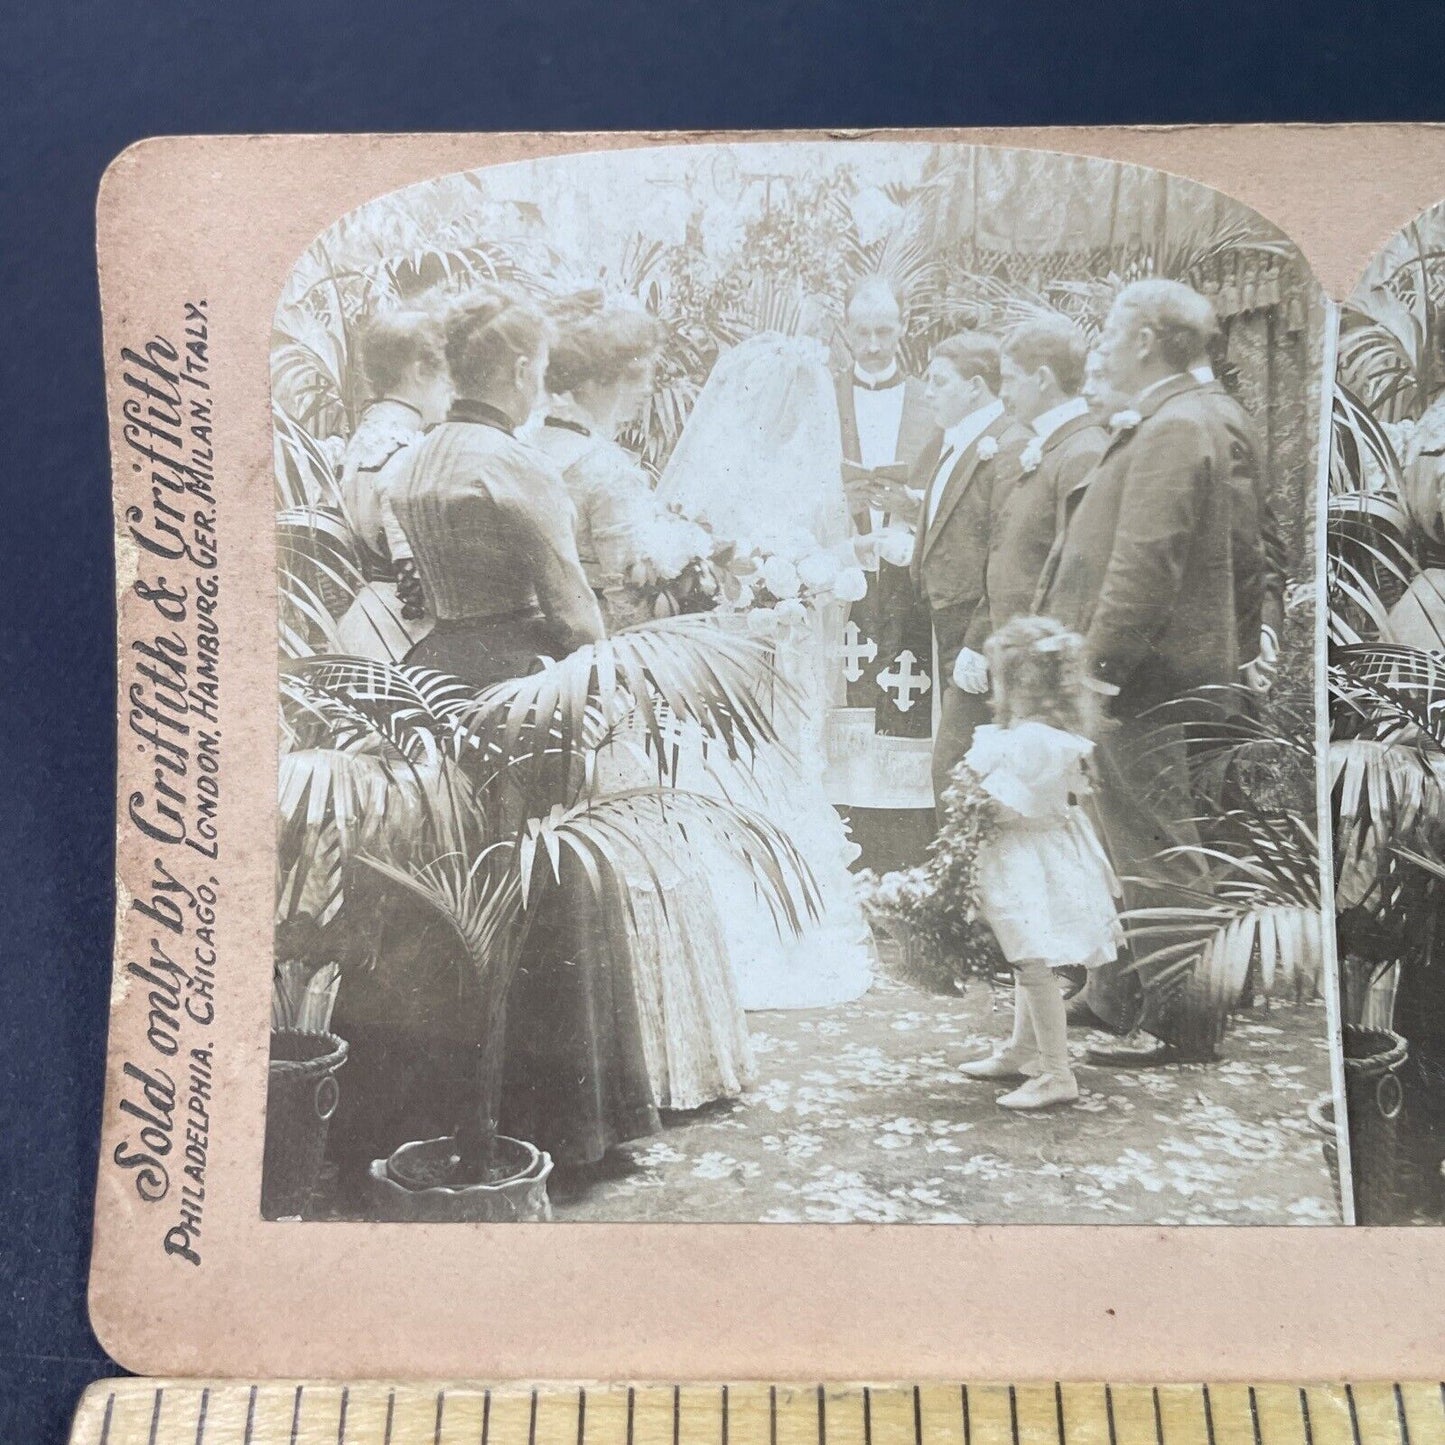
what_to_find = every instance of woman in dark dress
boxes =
[384,288,660,1168]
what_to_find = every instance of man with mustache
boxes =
[1038,280,1250,1066]
[827,275,939,870]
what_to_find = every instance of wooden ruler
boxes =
[65,1382,1445,1445]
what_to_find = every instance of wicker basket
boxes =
[261,1029,348,1219]
[1328,1025,1408,1223]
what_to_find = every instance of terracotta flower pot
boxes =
[365,1135,553,1222]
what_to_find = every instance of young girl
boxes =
[956,615,1123,1110]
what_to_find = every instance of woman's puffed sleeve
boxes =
[585,448,652,581]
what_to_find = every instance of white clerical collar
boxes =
[1190,365,1215,384]
[1133,372,1189,406]
[853,360,901,389]
[1031,394,1090,442]
[942,398,1004,459]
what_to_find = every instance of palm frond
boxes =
[1125,805,1324,1005]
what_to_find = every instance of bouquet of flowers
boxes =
[857,760,1011,993]
[627,504,721,617]
[710,523,871,639]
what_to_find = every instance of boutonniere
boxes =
[976,436,999,462]
[1108,409,1142,433]
[1019,437,1044,473]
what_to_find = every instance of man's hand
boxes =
[1242,623,1280,695]
[843,473,880,514]
[875,480,923,525]
[952,647,990,695]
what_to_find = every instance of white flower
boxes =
[761,554,801,599]
[1019,437,1044,473]
[1109,408,1142,432]
[796,549,841,591]
[747,605,780,636]
[976,436,999,461]
[774,597,810,629]
[832,566,869,602]
[645,516,711,580]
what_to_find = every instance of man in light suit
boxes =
[1038,280,1247,1065]
[910,331,1030,800]
[827,277,941,870]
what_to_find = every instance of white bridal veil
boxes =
[656,332,851,554]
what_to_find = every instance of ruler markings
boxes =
[62,1382,1445,1445]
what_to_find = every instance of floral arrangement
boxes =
[709,523,873,638]
[626,504,720,617]
[857,760,1011,992]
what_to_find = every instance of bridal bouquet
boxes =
[710,523,871,639]
[627,504,721,617]
[857,760,1011,993]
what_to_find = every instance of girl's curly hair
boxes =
[984,614,1100,738]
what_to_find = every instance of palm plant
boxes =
[276,617,821,1183]
[1329,205,1445,1026]
[1122,682,1328,1032]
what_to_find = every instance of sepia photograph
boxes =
[1330,195,1445,1223]
[267,140,1343,1225]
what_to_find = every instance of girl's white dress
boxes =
[966,720,1124,969]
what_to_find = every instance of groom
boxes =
[910,331,1030,799]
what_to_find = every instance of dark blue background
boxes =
[4,2,1443,1439]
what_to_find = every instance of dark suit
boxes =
[910,410,1031,798]
[1199,378,1287,652]
[978,407,1109,637]
[1039,374,1241,1055]
[1041,374,1243,713]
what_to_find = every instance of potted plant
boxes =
[1327,222,1445,1215]
[278,619,819,1222]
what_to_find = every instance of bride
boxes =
[656,332,876,1010]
